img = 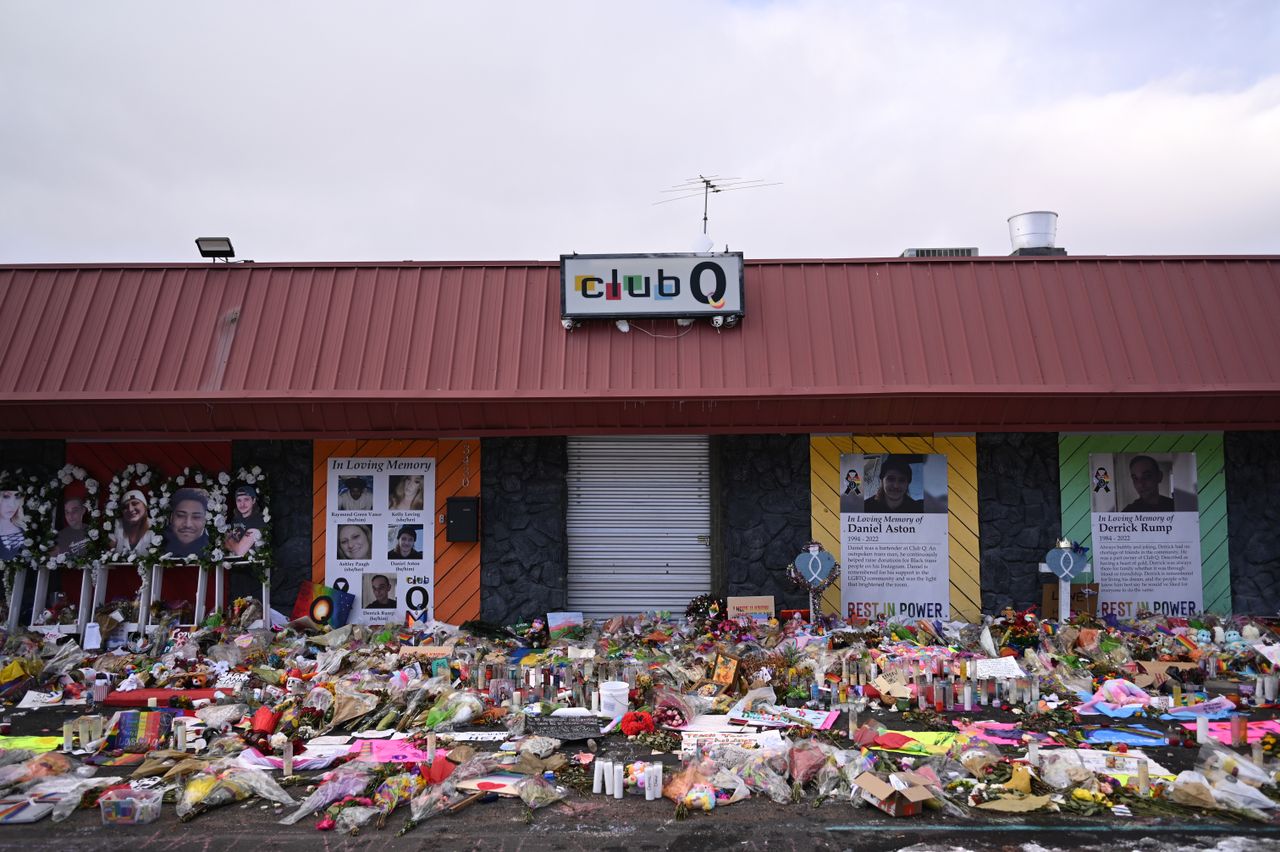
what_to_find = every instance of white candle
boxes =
[1196,715,1210,744]
[613,764,624,799]
[1027,740,1039,766]
[63,721,73,753]
[963,684,973,711]
[282,740,293,776]
[593,758,605,794]
[1138,760,1150,795]
[174,719,187,751]
[592,689,601,714]
[644,764,655,801]
[602,760,614,796]
[427,732,436,765]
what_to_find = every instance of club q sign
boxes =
[561,252,745,320]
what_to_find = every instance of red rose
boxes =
[620,711,655,736]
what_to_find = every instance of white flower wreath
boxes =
[35,464,104,573]
[151,467,229,575]
[101,463,162,575]
[1,470,48,608]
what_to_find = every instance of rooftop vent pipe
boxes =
[1008,211,1066,256]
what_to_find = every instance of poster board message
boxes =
[839,453,950,620]
[1088,452,1202,618]
[727,596,774,623]
[326,457,435,626]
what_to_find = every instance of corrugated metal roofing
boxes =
[2,256,1278,437]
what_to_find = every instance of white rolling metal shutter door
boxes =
[567,436,711,619]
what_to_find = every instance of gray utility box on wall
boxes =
[446,496,480,542]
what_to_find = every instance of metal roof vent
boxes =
[900,247,979,258]
[1008,211,1066,256]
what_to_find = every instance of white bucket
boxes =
[600,681,630,716]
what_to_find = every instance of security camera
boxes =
[711,315,725,328]
[561,318,575,331]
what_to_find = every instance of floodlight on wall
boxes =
[195,237,235,261]
[615,319,631,333]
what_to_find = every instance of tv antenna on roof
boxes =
[655,174,781,235]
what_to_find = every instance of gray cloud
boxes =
[1,0,1277,262]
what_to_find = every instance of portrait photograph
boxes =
[162,487,211,558]
[840,453,948,514]
[362,572,398,610]
[51,482,92,559]
[336,476,374,512]
[335,523,373,561]
[1091,452,1198,514]
[388,474,425,511]
[0,480,28,561]
[223,481,267,558]
[386,524,424,560]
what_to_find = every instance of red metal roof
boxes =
[2,256,1278,437]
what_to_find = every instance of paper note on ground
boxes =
[973,657,1027,679]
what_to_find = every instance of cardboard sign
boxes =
[727,596,774,623]
[679,730,786,757]
[398,645,451,659]
[525,715,602,741]
[1041,582,1099,617]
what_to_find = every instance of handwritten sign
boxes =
[526,715,602,741]
[727,596,774,623]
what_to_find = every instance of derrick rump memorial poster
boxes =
[839,453,949,621]
[326,457,435,626]
[1089,452,1202,618]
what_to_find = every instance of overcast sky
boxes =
[2,1,1277,263]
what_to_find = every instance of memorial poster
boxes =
[326,457,435,626]
[1088,452,1201,618]
[839,453,949,620]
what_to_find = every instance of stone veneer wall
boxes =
[978,432,1062,613]
[480,437,568,624]
[1225,431,1280,615]
[718,435,811,609]
[229,440,313,614]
